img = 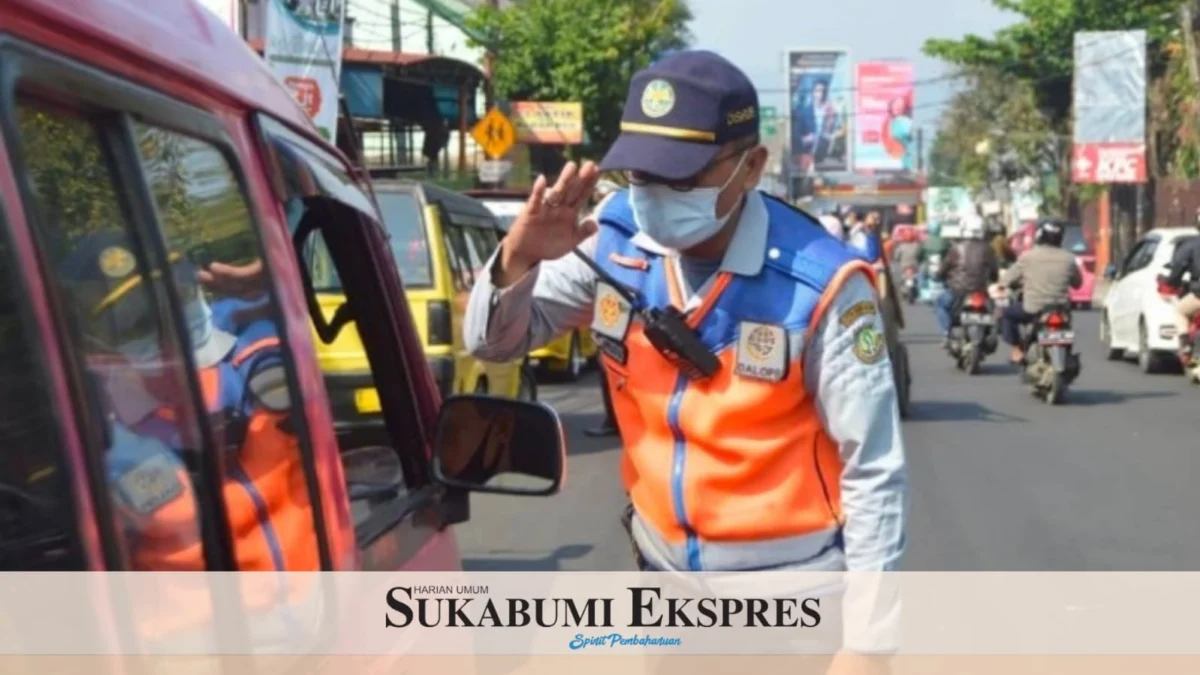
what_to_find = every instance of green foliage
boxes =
[465,0,692,154]
[923,0,1179,125]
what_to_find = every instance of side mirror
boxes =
[1103,263,1118,281]
[431,395,565,496]
[342,446,405,502]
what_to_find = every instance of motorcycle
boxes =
[1157,275,1200,384]
[1018,303,1081,405]
[947,290,998,375]
[902,266,919,305]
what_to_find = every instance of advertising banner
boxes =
[263,0,347,142]
[1072,30,1147,184]
[195,0,240,32]
[786,49,852,174]
[925,185,974,238]
[510,102,583,145]
[853,61,915,173]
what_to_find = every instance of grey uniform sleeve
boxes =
[803,272,907,653]
[463,234,599,362]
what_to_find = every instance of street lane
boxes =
[454,304,1200,571]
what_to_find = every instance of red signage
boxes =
[283,76,322,119]
[1072,143,1146,184]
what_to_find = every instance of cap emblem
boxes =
[640,79,676,119]
[99,246,137,279]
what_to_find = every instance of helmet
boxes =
[960,215,985,240]
[1035,219,1064,247]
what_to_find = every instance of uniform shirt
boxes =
[1001,244,1082,313]
[464,190,907,576]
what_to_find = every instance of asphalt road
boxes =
[455,305,1200,571]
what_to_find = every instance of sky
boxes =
[687,0,1018,141]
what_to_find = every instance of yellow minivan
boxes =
[464,188,599,380]
[303,180,533,444]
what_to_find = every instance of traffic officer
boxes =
[63,231,317,572]
[464,50,907,660]
[585,177,624,438]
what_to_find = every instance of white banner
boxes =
[2,573,1200,656]
[263,0,347,142]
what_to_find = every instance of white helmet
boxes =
[961,214,985,240]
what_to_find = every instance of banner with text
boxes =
[853,61,915,173]
[3,573,1200,657]
[264,0,346,142]
[511,102,584,145]
[787,49,852,174]
[1072,30,1147,184]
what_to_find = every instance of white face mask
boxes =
[630,151,750,251]
[116,292,213,367]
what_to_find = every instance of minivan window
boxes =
[12,100,209,570]
[377,192,432,288]
[133,121,322,571]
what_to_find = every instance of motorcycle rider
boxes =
[934,214,999,342]
[917,220,950,294]
[891,227,921,276]
[1164,218,1200,335]
[999,220,1082,364]
[987,216,1016,266]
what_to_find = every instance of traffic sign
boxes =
[478,160,513,183]
[471,107,516,160]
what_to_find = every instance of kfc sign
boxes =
[1072,143,1146,184]
[284,76,322,119]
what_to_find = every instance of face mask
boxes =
[630,151,750,250]
[116,292,213,366]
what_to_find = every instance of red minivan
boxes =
[0,0,563,575]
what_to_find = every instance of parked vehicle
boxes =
[947,290,998,375]
[463,187,600,381]
[0,0,563,579]
[1101,228,1200,373]
[1019,303,1082,405]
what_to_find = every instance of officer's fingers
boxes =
[526,175,548,217]
[575,217,599,244]
[562,161,597,207]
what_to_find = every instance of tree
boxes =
[466,0,692,158]
[923,0,1180,211]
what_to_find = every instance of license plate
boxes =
[355,388,382,414]
[960,313,994,325]
[1038,330,1075,344]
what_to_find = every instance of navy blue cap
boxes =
[600,50,759,181]
[59,228,196,317]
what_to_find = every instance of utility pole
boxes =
[484,0,498,110]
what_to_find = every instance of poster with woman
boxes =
[787,50,851,174]
[853,61,916,173]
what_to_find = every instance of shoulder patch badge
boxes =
[116,453,185,516]
[852,324,886,365]
[839,300,878,328]
[735,322,787,382]
[640,79,676,119]
[99,246,137,279]
[592,282,633,343]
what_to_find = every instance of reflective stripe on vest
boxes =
[594,191,873,571]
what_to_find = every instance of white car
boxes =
[1101,227,1200,372]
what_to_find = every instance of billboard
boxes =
[1072,30,1147,184]
[264,0,347,142]
[853,61,915,173]
[510,102,583,145]
[786,49,852,174]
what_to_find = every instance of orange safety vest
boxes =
[123,336,317,573]
[592,192,874,571]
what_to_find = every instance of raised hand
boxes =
[497,161,600,284]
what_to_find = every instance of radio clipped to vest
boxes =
[573,248,721,381]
